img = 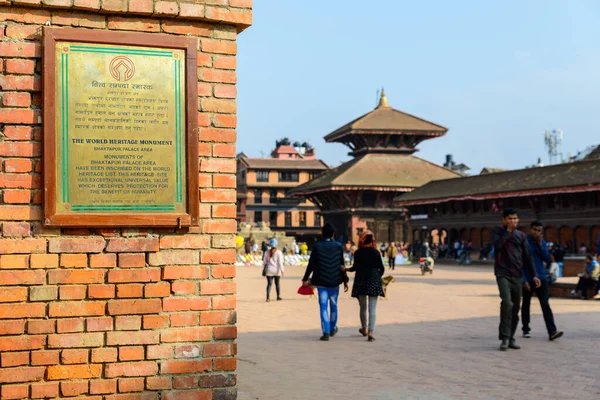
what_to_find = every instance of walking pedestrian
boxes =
[345,230,385,342]
[263,238,284,302]
[386,242,398,270]
[521,221,563,341]
[302,223,347,341]
[492,209,540,351]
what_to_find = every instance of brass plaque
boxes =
[54,42,186,214]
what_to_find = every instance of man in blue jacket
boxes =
[302,223,347,341]
[522,220,563,341]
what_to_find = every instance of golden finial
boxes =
[378,88,389,108]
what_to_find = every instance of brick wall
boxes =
[0,1,250,399]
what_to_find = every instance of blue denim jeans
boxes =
[317,286,339,335]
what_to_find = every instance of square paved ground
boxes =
[237,263,600,399]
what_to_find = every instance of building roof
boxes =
[324,92,447,143]
[585,145,600,160]
[271,145,299,157]
[480,167,508,175]
[396,159,600,205]
[290,153,460,195]
[239,157,329,171]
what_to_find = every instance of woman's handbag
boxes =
[262,266,267,277]
[297,284,314,296]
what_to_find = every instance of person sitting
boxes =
[570,254,600,299]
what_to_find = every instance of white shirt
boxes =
[263,249,284,276]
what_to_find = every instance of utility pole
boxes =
[544,129,563,165]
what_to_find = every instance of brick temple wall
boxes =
[0,1,251,399]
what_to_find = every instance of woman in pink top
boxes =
[263,238,284,302]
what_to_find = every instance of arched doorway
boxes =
[558,226,573,253]
[481,228,492,245]
[545,226,558,245]
[460,228,469,242]
[470,228,481,249]
[575,225,589,253]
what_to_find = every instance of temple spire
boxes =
[377,88,389,108]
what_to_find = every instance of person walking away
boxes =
[492,209,540,351]
[263,238,284,302]
[345,230,384,342]
[302,223,347,341]
[522,221,563,341]
[386,242,398,270]
[571,255,599,299]
[380,242,387,257]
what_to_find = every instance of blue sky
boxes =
[236,0,600,173]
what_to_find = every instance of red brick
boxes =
[163,297,210,312]
[212,295,236,310]
[146,344,172,360]
[200,98,236,114]
[161,327,211,343]
[49,301,105,318]
[161,359,211,374]
[198,173,212,188]
[214,357,236,371]
[47,333,104,348]
[200,281,236,295]
[0,287,28,303]
[60,253,88,268]
[146,376,171,390]
[109,269,160,283]
[1,351,29,367]
[197,143,212,157]
[0,303,45,318]
[162,19,210,36]
[0,108,39,124]
[212,176,236,190]
[200,158,235,173]
[56,318,85,333]
[60,380,89,397]
[89,284,116,299]
[86,316,113,332]
[197,112,211,127]
[30,350,59,366]
[105,238,158,252]
[5,59,36,75]
[0,239,45,254]
[0,173,41,188]
[118,346,145,361]
[201,38,237,55]
[173,344,201,359]
[159,235,210,249]
[142,315,169,329]
[90,253,117,268]
[0,366,44,383]
[105,361,158,378]
[170,313,198,327]
[4,159,32,174]
[0,142,42,158]
[162,390,211,400]
[200,69,236,85]
[0,42,41,57]
[90,379,117,395]
[91,347,117,363]
[211,265,236,279]
[3,126,33,141]
[27,320,55,334]
[3,190,31,204]
[100,0,127,12]
[0,8,50,24]
[199,127,236,143]
[0,320,25,335]
[204,343,236,357]
[200,189,235,203]
[0,254,29,269]
[127,0,152,13]
[107,17,159,32]
[201,219,237,234]
[114,315,142,331]
[200,310,235,325]
[144,282,170,298]
[51,11,106,28]
[179,2,205,19]
[154,0,179,15]
[30,382,59,399]
[108,299,162,315]
[48,237,106,253]
[48,269,105,284]
[231,0,253,7]
[148,250,199,266]
[0,270,44,285]
[173,375,198,389]
[116,284,144,298]
[118,377,145,393]
[171,281,197,295]
[72,0,100,9]
[61,349,89,364]
[29,286,58,302]
[5,25,40,41]
[162,265,208,280]
[118,253,146,268]
[0,384,29,399]
[2,92,31,107]
[213,114,237,128]
[30,253,58,268]
[47,364,102,380]
[59,285,86,300]
[201,249,236,264]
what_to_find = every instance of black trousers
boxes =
[575,277,596,299]
[389,256,395,270]
[496,276,522,340]
[522,279,557,335]
[266,276,280,299]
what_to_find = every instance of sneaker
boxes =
[549,331,563,341]
[508,339,520,350]
[499,339,508,351]
[319,334,330,341]
[594,293,600,300]
[569,290,577,296]
[266,299,270,302]
[523,332,531,338]
[330,327,338,337]
[276,297,282,301]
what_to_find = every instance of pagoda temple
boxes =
[290,91,459,244]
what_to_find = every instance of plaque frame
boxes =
[43,27,199,227]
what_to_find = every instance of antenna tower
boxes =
[544,129,563,165]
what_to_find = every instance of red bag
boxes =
[297,284,314,296]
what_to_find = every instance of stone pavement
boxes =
[236,263,600,400]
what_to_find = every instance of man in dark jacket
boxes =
[492,209,540,351]
[522,221,563,341]
[302,223,346,341]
